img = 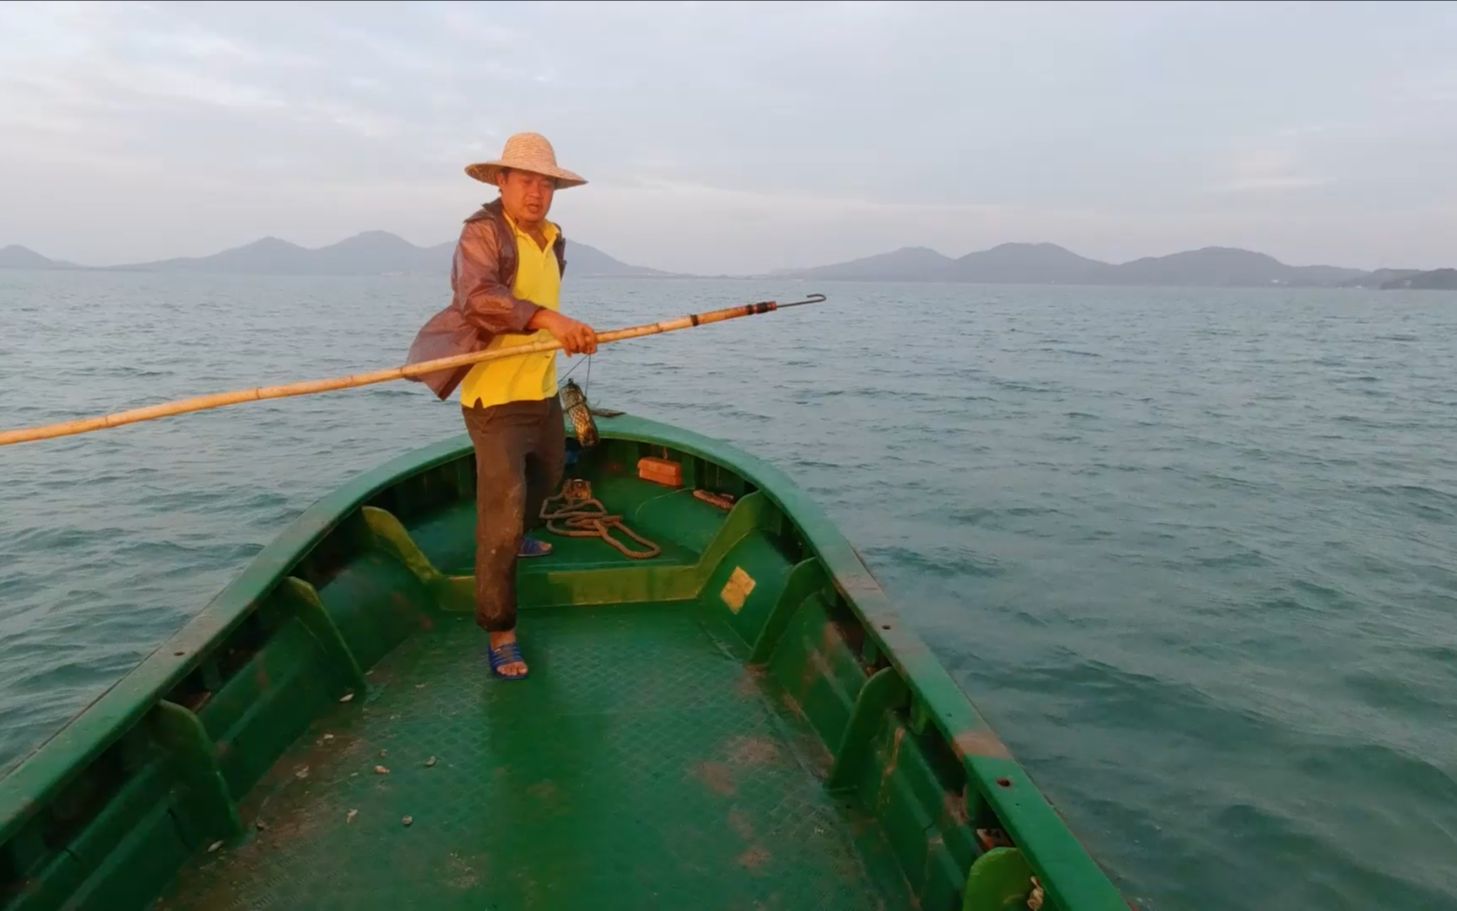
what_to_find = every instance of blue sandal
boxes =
[518,536,553,558]
[488,641,530,680]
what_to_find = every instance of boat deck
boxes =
[407,474,711,575]
[153,602,909,910]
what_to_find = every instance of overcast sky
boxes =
[2,1,1454,274]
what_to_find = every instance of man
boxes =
[405,132,597,679]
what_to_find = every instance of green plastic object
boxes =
[963,847,1035,911]
[0,413,1130,911]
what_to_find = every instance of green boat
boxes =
[0,412,1130,910]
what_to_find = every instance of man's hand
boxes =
[530,309,598,355]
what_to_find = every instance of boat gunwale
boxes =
[0,434,468,840]
[0,412,1126,909]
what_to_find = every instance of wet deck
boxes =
[154,603,907,910]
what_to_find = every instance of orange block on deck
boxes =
[637,456,683,488]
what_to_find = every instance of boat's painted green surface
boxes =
[0,413,1130,910]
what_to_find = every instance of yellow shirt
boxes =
[458,215,561,409]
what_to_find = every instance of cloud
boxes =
[0,1,1454,270]
[1219,175,1329,193]
[1216,146,1329,194]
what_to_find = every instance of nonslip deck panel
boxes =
[153,605,910,911]
[405,474,730,576]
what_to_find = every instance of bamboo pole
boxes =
[0,294,826,448]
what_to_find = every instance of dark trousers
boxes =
[461,396,565,632]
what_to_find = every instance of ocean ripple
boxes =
[2,274,1455,910]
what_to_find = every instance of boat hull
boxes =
[0,413,1129,911]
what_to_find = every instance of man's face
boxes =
[496,168,556,227]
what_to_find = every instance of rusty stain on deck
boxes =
[526,780,560,804]
[726,735,782,767]
[693,761,736,796]
[737,844,772,873]
[729,808,756,841]
[734,665,769,699]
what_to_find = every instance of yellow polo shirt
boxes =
[459,216,561,409]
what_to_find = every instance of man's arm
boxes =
[453,221,541,335]
[455,222,598,355]
[527,308,597,355]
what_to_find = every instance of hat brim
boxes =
[465,161,587,189]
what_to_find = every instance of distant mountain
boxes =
[4,232,1451,288]
[95,230,669,277]
[0,245,76,270]
[948,242,1114,284]
[779,246,957,281]
[557,242,672,277]
[1379,268,1457,290]
[761,242,1116,284]
[1338,268,1420,288]
[113,235,387,275]
[779,243,1386,288]
[1112,246,1367,288]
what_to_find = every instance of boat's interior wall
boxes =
[1,714,185,911]
[0,496,436,911]
[364,455,475,526]
[683,497,986,909]
[526,434,1001,910]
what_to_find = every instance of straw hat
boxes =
[465,132,587,189]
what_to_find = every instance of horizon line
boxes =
[3,230,1441,277]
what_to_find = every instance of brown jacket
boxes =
[405,199,567,401]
